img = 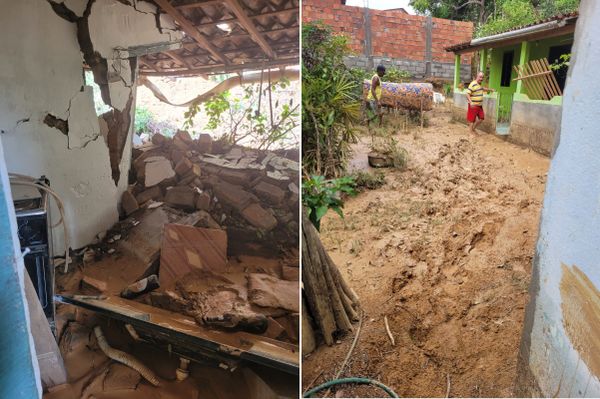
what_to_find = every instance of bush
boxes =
[134,107,178,137]
[351,171,386,191]
[302,175,357,230]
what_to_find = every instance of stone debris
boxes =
[88,133,299,340]
[121,191,139,216]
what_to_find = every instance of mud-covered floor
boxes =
[302,106,549,397]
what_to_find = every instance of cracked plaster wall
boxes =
[0,0,181,251]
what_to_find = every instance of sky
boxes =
[345,0,416,13]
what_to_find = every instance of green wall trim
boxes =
[513,92,563,105]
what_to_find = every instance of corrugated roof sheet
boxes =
[445,11,578,52]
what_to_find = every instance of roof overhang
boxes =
[446,14,577,54]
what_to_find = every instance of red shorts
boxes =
[467,104,484,122]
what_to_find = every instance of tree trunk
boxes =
[302,210,359,347]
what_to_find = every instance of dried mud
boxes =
[302,106,549,398]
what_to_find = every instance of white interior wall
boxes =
[0,0,181,252]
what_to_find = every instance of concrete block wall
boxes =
[451,92,497,133]
[345,56,471,80]
[304,0,473,80]
[508,100,562,157]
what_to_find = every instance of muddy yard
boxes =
[302,106,549,397]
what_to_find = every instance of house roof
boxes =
[138,0,299,76]
[445,12,578,54]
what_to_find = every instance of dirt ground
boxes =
[302,105,549,398]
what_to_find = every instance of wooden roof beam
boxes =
[189,7,299,29]
[223,0,276,59]
[140,57,299,76]
[153,0,229,64]
[165,51,193,69]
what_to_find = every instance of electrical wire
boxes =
[9,173,70,273]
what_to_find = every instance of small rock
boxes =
[108,248,116,254]
[121,191,139,216]
[113,234,121,241]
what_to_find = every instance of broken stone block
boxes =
[121,191,139,216]
[253,181,285,205]
[194,210,221,229]
[159,225,228,288]
[164,186,196,210]
[144,156,175,187]
[170,148,185,165]
[175,129,193,143]
[195,192,211,211]
[177,173,197,186]
[81,275,107,293]
[248,273,299,312]
[197,133,213,153]
[218,168,253,186]
[174,157,193,176]
[209,177,256,212]
[241,203,278,231]
[135,186,162,205]
[282,266,300,281]
[151,133,167,146]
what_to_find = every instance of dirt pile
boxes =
[302,108,549,397]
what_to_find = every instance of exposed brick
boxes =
[164,186,196,210]
[209,177,256,212]
[174,157,192,176]
[241,203,278,231]
[253,181,286,205]
[135,186,162,204]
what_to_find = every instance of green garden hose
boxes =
[304,377,399,398]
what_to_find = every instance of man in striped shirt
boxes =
[466,72,494,133]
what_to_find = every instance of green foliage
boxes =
[183,79,298,149]
[134,106,177,137]
[303,23,361,178]
[411,0,579,36]
[351,171,386,191]
[302,175,357,231]
[476,0,537,37]
[550,53,571,71]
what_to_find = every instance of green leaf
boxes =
[315,205,328,221]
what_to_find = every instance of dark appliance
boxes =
[13,177,55,332]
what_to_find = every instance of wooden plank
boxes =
[532,59,555,99]
[542,57,563,96]
[512,70,552,81]
[139,57,298,76]
[24,272,67,390]
[224,0,276,59]
[165,50,192,69]
[153,0,229,64]
[526,62,547,100]
[186,6,298,29]
[175,0,221,9]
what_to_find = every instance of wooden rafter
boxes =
[190,6,298,29]
[223,0,276,59]
[153,0,229,64]
[175,0,221,9]
[165,51,192,69]
[140,57,298,76]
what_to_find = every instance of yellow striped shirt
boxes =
[466,81,484,106]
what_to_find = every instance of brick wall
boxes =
[303,0,474,80]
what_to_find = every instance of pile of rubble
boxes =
[72,131,301,342]
[123,130,299,241]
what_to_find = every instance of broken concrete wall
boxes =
[451,91,497,133]
[508,100,562,157]
[516,1,600,396]
[0,0,181,251]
